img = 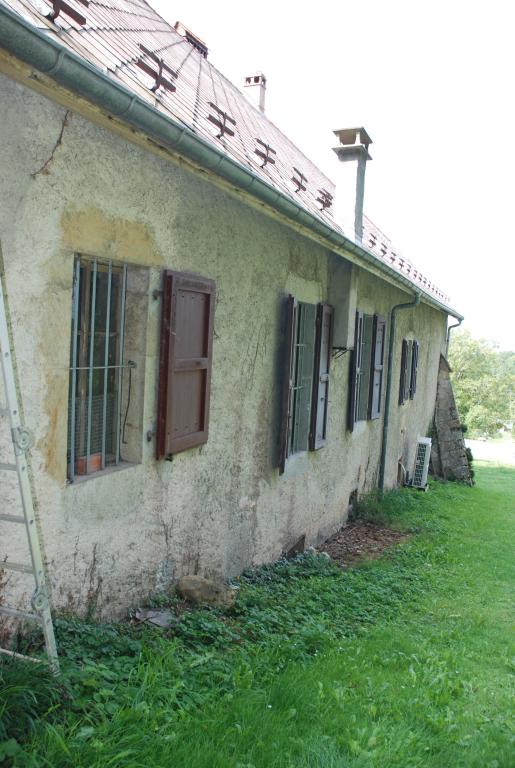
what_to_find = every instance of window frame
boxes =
[67,256,127,482]
[279,296,333,473]
[348,311,387,429]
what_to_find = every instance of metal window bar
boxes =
[115,264,127,465]
[85,258,97,473]
[68,257,127,482]
[69,258,80,483]
[101,261,112,470]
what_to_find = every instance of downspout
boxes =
[445,318,462,357]
[378,293,421,492]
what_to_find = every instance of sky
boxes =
[152,0,514,350]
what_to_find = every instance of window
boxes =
[156,271,215,458]
[348,312,386,429]
[399,339,419,405]
[67,257,127,480]
[279,297,333,472]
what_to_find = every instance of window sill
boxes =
[67,460,138,485]
[282,451,311,477]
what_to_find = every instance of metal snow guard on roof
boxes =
[0,0,460,317]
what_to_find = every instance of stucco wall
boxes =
[0,75,446,618]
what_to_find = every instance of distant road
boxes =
[466,439,515,465]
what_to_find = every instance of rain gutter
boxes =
[0,3,463,321]
[445,318,462,357]
[378,293,421,492]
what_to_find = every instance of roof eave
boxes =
[0,3,463,321]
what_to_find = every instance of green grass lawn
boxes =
[1,463,514,767]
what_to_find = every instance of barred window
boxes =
[67,257,127,480]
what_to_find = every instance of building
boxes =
[0,0,462,618]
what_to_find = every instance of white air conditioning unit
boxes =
[412,437,432,489]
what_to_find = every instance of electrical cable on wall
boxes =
[122,361,136,444]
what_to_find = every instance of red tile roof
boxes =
[0,0,451,307]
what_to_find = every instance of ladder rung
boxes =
[0,462,16,471]
[0,513,25,524]
[0,605,41,621]
[0,648,44,663]
[1,561,34,574]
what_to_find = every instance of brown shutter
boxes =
[369,315,386,420]
[409,340,419,398]
[310,303,333,450]
[348,311,363,431]
[399,339,408,405]
[156,271,215,458]
[279,295,297,474]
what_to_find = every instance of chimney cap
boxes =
[244,72,267,86]
[333,127,373,149]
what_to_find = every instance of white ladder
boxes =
[0,269,59,672]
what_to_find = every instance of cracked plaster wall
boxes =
[0,75,447,618]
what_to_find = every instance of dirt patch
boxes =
[318,522,409,567]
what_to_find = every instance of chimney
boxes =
[244,72,267,112]
[332,127,372,244]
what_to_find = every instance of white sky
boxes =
[151,0,514,350]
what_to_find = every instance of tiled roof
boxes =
[362,217,448,302]
[0,0,451,307]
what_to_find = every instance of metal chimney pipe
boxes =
[333,127,373,244]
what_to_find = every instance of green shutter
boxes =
[369,315,386,419]
[357,315,373,421]
[399,339,408,405]
[279,295,297,474]
[348,311,363,431]
[409,340,419,398]
[405,340,413,402]
[310,303,333,450]
[291,302,316,453]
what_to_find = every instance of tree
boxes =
[448,330,515,438]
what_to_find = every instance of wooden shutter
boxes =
[399,339,409,405]
[357,315,374,421]
[292,303,316,453]
[409,340,419,398]
[279,295,297,474]
[156,271,215,458]
[310,303,333,450]
[348,311,363,431]
[405,340,413,402]
[369,315,386,419]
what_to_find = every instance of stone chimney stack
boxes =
[244,72,267,112]
[332,127,372,244]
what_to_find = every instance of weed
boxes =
[1,464,513,768]
[0,658,64,761]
